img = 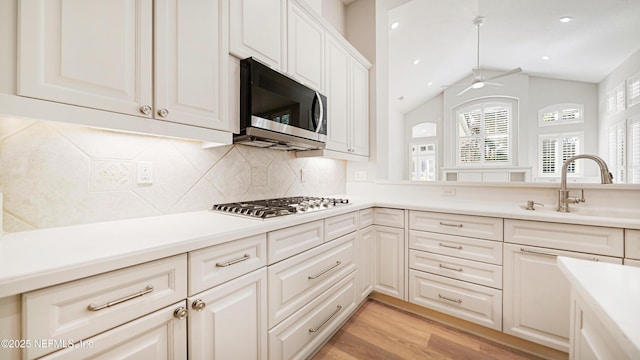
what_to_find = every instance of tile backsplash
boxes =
[0,118,346,232]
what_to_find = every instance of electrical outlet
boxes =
[354,171,368,181]
[441,188,456,197]
[136,161,153,185]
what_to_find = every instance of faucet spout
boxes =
[558,154,613,212]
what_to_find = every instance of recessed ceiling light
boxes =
[427,81,433,87]
[398,96,405,101]
[390,21,399,30]
[542,55,551,60]
[559,16,574,23]
[412,59,420,65]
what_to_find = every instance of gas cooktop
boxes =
[211,196,349,219]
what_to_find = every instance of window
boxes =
[538,132,584,177]
[628,72,640,108]
[608,121,626,183]
[412,122,437,138]
[455,99,514,166]
[410,142,437,181]
[629,116,640,184]
[538,103,584,127]
[605,83,626,115]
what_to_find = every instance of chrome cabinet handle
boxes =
[438,243,463,250]
[87,285,154,311]
[173,306,188,320]
[520,248,557,258]
[216,254,250,267]
[438,294,462,304]
[139,105,152,115]
[309,305,342,333]
[439,264,463,272]
[439,222,463,228]
[308,261,342,280]
[157,108,169,117]
[192,299,206,312]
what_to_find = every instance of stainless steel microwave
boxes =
[234,57,327,150]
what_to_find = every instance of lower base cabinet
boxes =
[42,302,188,359]
[188,268,267,359]
[268,273,356,360]
[373,225,405,300]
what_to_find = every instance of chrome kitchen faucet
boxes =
[557,154,613,212]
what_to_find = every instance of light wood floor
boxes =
[313,300,546,360]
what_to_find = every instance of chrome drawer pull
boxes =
[216,254,250,267]
[87,285,154,311]
[308,261,342,280]
[438,243,463,250]
[438,294,462,304]
[520,248,558,258]
[309,305,342,333]
[439,264,463,272]
[439,222,463,228]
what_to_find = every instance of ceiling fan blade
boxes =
[483,81,504,87]
[483,67,522,81]
[456,84,474,96]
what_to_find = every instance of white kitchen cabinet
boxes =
[22,255,187,359]
[503,243,622,352]
[229,0,286,69]
[287,0,324,92]
[18,0,230,132]
[41,302,188,360]
[188,268,267,359]
[625,229,640,260]
[373,225,405,300]
[357,226,374,301]
[325,36,370,156]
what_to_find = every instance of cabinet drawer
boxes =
[40,301,188,360]
[409,211,503,241]
[504,219,623,256]
[625,229,640,260]
[409,250,502,289]
[189,234,267,295]
[268,220,324,264]
[325,211,358,242]
[359,208,373,228]
[268,233,356,327]
[268,273,356,360]
[373,208,405,228]
[409,269,502,331]
[624,259,640,267]
[409,230,503,265]
[23,255,187,359]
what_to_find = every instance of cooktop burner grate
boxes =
[211,196,349,219]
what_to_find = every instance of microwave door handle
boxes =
[314,91,324,133]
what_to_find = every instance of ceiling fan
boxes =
[453,16,522,96]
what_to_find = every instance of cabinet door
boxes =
[350,59,369,156]
[155,0,229,130]
[287,2,324,92]
[357,226,374,301]
[188,268,267,359]
[229,0,285,69]
[503,244,622,352]
[18,0,153,117]
[42,302,187,360]
[373,225,405,300]
[325,37,350,153]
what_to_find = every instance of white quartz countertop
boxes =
[557,257,640,359]
[2,195,640,298]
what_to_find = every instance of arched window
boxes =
[412,122,437,138]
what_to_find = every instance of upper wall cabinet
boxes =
[287,1,325,92]
[325,36,370,157]
[18,0,231,132]
[229,0,286,70]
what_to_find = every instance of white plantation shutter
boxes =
[628,72,640,108]
[538,104,583,126]
[456,100,512,166]
[607,122,626,183]
[629,117,640,183]
[538,133,583,177]
[606,83,626,115]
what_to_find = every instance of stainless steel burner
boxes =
[211,196,349,219]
